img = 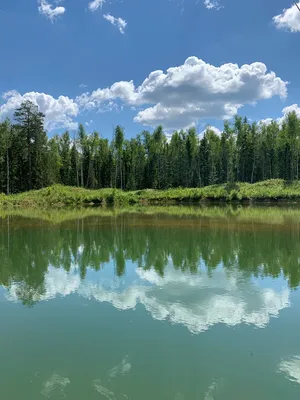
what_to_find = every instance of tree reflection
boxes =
[1,211,300,306]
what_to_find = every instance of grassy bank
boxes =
[1,179,300,208]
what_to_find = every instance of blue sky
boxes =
[0,0,300,138]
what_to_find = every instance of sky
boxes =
[0,0,300,138]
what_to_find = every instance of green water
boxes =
[1,208,300,399]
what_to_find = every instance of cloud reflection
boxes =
[279,356,300,385]
[79,267,289,333]
[6,266,81,303]
[6,263,290,334]
[41,373,70,398]
[108,356,131,378]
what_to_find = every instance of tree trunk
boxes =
[81,161,84,187]
[251,161,255,184]
[115,155,118,189]
[297,149,299,180]
[6,147,9,195]
[120,155,122,190]
[74,136,79,187]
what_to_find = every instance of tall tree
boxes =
[114,125,124,189]
[14,100,46,191]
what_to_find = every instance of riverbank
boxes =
[1,179,300,207]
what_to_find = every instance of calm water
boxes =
[1,207,300,399]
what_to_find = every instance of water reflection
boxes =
[92,356,132,400]
[0,212,299,334]
[83,267,290,332]
[279,356,300,385]
[41,373,70,399]
[204,379,224,400]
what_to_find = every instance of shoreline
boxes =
[2,179,300,208]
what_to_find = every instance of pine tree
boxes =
[114,125,124,189]
[14,100,46,190]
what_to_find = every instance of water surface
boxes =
[1,207,300,399]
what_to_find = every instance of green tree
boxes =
[14,100,46,191]
[114,125,124,189]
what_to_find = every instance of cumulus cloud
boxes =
[77,57,288,129]
[282,103,300,117]
[200,125,222,137]
[260,103,300,127]
[0,57,289,132]
[204,0,222,10]
[76,81,137,110]
[273,2,300,32]
[88,0,105,12]
[38,0,65,22]
[279,356,300,384]
[0,90,79,131]
[103,14,127,34]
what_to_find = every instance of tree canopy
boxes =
[1,101,300,193]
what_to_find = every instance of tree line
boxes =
[0,100,300,193]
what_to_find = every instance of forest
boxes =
[1,100,300,194]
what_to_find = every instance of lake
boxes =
[1,206,300,399]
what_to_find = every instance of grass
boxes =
[2,179,300,208]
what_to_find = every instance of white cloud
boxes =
[79,83,88,89]
[0,90,79,131]
[204,0,222,10]
[273,2,300,32]
[279,356,300,384]
[0,57,289,132]
[259,118,274,126]
[200,125,222,137]
[260,104,300,127]
[76,81,137,110]
[88,0,105,12]
[282,103,300,117]
[38,0,65,22]
[77,57,288,129]
[103,14,127,34]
